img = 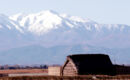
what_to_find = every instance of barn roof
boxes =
[66,54,115,75]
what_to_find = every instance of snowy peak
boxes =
[9,10,63,35]
[10,10,62,27]
[0,10,129,36]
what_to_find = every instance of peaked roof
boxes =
[66,54,115,75]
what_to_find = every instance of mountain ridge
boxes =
[0,10,130,64]
[1,10,128,35]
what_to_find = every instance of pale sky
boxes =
[0,0,130,25]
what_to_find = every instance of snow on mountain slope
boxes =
[9,10,130,37]
[0,14,23,33]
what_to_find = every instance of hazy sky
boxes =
[0,0,130,25]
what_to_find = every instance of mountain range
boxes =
[0,10,130,65]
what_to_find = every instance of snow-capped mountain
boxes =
[7,10,130,48]
[9,10,97,35]
[0,10,130,65]
[8,10,130,35]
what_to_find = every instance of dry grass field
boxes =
[0,75,130,80]
[0,69,48,74]
[0,69,130,80]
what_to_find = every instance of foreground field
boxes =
[0,75,130,80]
[0,69,47,74]
[0,69,130,80]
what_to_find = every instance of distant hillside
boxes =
[0,45,130,65]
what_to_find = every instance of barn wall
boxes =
[63,60,77,76]
[48,66,61,76]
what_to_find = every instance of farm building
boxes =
[48,66,61,76]
[61,54,116,76]
[114,65,130,75]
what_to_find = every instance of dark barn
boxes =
[61,54,115,76]
[114,65,130,75]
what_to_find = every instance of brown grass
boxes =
[0,69,130,80]
[1,75,130,80]
[0,69,48,74]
